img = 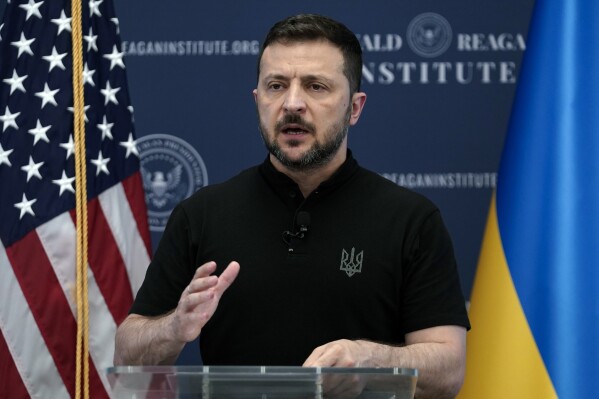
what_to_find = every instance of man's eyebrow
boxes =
[262,73,289,82]
[301,74,334,83]
[262,73,335,84]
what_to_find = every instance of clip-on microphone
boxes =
[282,211,310,245]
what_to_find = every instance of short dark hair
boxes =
[257,14,363,95]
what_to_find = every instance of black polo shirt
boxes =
[131,151,470,365]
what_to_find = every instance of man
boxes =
[114,14,470,398]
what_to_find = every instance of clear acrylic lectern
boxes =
[107,365,417,398]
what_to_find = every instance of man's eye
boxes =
[310,84,325,91]
[269,83,283,90]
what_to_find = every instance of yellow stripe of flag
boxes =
[458,194,556,399]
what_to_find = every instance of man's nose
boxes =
[283,84,306,113]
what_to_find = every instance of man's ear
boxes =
[349,92,367,126]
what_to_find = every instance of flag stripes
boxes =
[98,174,151,299]
[85,198,134,324]
[1,178,147,398]
[458,196,557,398]
[0,330,29,399]
[0,0,151,396]
[0,240,70,399]
[459,1,599,397]
[120,173,152,264]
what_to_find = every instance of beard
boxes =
[259,107,351,172]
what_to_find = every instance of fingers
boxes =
[185,261,240,302]
[187,275,217,295]
[192,261,217,279]
[303,344,333,367]
[305,342,368,398]
[322,374,365,399]
[172,261,239,342]
[303,340,359,367]
[215,261,240,293]
[188,261,239,290]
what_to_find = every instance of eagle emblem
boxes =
[141,165,182,208]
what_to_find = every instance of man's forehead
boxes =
[263,38,342,55]
[260,40,344,74]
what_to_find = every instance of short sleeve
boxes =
[129,204,196,316]
[399,210,471,334]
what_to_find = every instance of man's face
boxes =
[254,40,365,172]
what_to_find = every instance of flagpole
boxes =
[70,0,90,398]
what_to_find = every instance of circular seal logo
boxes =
[406,13,453,58]
[138,134,208,232]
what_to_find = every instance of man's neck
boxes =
[270,149,347,198]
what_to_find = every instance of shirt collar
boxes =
[258,149,360,200]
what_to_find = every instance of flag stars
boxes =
[11,33,35,58]
[91,151,110,176]
[0,106,20,132]
[120,133,139,158]
[3,70,28,94]
[83,63,95,86]
[84,28,98,52]
[97,115,114,140]
[103,45,125,70]
[14,193,37,219]
[28,119,51,145]
[19,0,44,21]
[21,156,44,182]
[60,135,75,159]
[89,0,103,17]
[51,10,72,35]
[111,17,120,34]
[100,81,120,105]
[35,83,59,108]
[67,105,90,122]
[42,46,67,72]
[0,143,14,166]
[52,171,76,196]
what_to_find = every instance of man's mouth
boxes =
[281,124,310,135]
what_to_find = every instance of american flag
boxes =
[0,0,151,397]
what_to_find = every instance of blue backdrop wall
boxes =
[0,0,536,364]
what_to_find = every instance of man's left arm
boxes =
[303,325,466,399]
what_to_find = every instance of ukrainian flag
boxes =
[458,1,599,398]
